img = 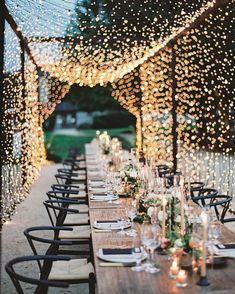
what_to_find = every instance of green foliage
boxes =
[65,84,124,112]
[44,127,136,162]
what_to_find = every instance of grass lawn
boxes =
[44,126,136,162]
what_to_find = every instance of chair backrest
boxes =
[55,174,84,186]
[43,200,79,226]
[55,174,72,185]
[51,184,80,194]
[57,169,78,177]
[24,226,73,269]
[191,188,218,206]
[157,165,174,178]
[192,193,232,222]
[5,255,69,294]
[210,195,232,222]
[47,190,73,200]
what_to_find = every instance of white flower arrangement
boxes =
[174,238,183,248]
[120,163,138,182]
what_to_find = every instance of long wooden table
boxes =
[85,145,235,294]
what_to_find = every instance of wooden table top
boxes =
[85,146,235,294]
[89,205,235,294]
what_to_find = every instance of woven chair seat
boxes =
[64,213,89,225]
[48,258,94,280]
[59,225,91,239]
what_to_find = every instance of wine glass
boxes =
[140,224,154,266]
[131,234,144,272]
[211,220,221,244]
[118,218,126,235]
[127,205,137,229]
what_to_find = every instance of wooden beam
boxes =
[171,0,230,42]
[0,0,5,223]
[3,2,39,69]
[170,41,178,172]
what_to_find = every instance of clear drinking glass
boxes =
[131,234,144,272]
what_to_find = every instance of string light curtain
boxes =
[2,21,47,222]
[2,0,234,223]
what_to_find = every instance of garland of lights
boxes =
[2,0,234,223]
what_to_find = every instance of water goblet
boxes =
[117,218,126,235]
[131,235,144,272]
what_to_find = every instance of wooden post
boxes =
[171,41,178,172]
[135,68,144,151]
[0,0,6,221]
[20,40,27,186]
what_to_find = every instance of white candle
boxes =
[180,185,185,236]
[177,270,187,284]
[170,259,179,276]
[162,197,167,238]
[200,211,208,277]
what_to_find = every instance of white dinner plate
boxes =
[89,187,107,193]
[93,220,131,230]
[96,248,147,264]
[90,194,119,202]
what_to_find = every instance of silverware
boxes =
[99,262,130,267]
[94,229,112,233]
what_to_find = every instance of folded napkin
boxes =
[103,248,132,255]
[100,247,142,261]
[89,180,105,188]
[215,244,235,250]
[94,220,122,229]
[89,188,107,194]
[96,220,118,224]
[89,180,105,183]
[213,243,235,258]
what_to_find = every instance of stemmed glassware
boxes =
[207,220,221,270]
[131,234,144,272]
[118,220,126,235]
[127,204,137,228]
[141,223,160,274]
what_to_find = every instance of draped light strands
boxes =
[2,0,234,224]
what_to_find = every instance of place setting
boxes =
[93,219,131,232]
[97,247,148,267]
[90,193,119,202]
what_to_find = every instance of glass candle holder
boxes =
[176,270,188,288]
[169,260,179,279]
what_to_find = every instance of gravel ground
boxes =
[0,163,89,294]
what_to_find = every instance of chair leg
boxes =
[89,273,96,294]
[35,285,49,294]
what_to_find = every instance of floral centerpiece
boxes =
[120,162,139,197]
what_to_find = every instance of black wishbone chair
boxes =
[191,188,218,206]
[55,173,86,186]
[63,160,86,172]
[24,225,92,260]
[54,174,87,199]
[191,194,232,222]
[57,168,87,182]
[23,226,95,294]
[57,168,80,177]
[157,165,173,178]
[44,200,90,227]
[5,255,70,294]
[162,171,176,188]
[43,199,91,255]
[46,191,89,214]
[189,181,205,196]
[184,181,205,202]
[51,183,88,204]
